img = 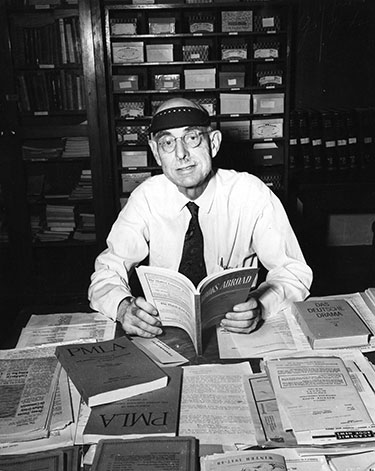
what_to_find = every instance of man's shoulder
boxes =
[216,168,269,193]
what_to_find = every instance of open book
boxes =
[136,266,258,355]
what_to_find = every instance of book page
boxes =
[136,266,198,351]
[178,363,258,448]
[265,355,373,434]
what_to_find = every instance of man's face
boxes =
[150,126,221,199]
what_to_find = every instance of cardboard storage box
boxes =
[184,68,216,89]
[253,93,284,114]
[221,41,247,61]
[154,74,180,90]
[113,75,139,91]
[219,72,245,89]
[222,10,253,32]
[121,172,151,193]
[112,42,144,63]
[110,19,137,36]
[182,45,209,62]
[146,44,173,62]
[121,150,148,168]
[220,93,250,114]
[220,120,250,140]
[251,118,283,139]
[118,101,144,118]
[188,16,215,33]
[149,17,175,34]
[116,125,149,144]
[251,142,283,166]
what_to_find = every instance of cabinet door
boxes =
[0,0,106,305]
[103,1,292,211]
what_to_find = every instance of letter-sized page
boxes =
[264,348,375,446]
[178,362,257,450]
[264,355,373,435]
[217,308,311,358]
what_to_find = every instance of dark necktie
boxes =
[178,202,207,287]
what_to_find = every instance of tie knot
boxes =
[186,202,199,218]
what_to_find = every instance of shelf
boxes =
[104,1,292,207]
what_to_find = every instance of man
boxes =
[89,98,312,338]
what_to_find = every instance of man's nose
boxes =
[175,137,189,160]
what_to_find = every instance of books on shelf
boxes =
[62,137,90,158]
[292,298,371,349]
[83,366,182,444]
[55,336,169,407]
[136,266,258,355]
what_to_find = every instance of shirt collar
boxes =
[165,170,218,214]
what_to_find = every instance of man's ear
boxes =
[148,138,161,166]
[209,130,222,159]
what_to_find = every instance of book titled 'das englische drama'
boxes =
[292,298,372,349]
[55,336,168,407]
[136,266,258,356]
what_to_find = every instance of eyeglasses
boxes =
[157,130,208,154]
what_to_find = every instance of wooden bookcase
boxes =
[0,0,114,308]
[101,0,293,211]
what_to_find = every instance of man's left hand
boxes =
[220,297,261,334]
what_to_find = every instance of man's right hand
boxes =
[116,296,163,338]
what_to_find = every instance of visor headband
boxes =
[149,106,211,134]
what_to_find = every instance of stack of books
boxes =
[37,204,76,241]
[73,211,96,241]
[69,169,93,201]
[62,137,90,158]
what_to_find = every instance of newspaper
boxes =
[16,311,116,348]
[0,345,61,443]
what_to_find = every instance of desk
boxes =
[7,305,261,372]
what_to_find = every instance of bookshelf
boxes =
[101,0,293,211]
[0,0,113,306]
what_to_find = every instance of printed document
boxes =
[178,362,257,448]
[265,355,373,434]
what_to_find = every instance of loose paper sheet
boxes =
[178,362,257,448]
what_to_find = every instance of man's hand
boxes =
[117,296,163,338]
[220,296,262,334]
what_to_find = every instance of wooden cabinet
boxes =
[0,0,113,307]
[101,1,293,211]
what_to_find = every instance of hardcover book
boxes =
[91,436,198,471]
[292,298,371,349]
[136,266,258,355]
[55,336,168,407]
[83,366,182,443]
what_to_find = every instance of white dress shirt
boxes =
[88,169,312,320]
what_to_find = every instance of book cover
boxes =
[83,366,182,444]
[91,436,198,471]
[55,336,168,407]
[292,298,371,349]
[136,266,258,355]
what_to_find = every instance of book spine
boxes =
[58,18,68,64]
[292,305,314,348]
[195,294,202,356]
